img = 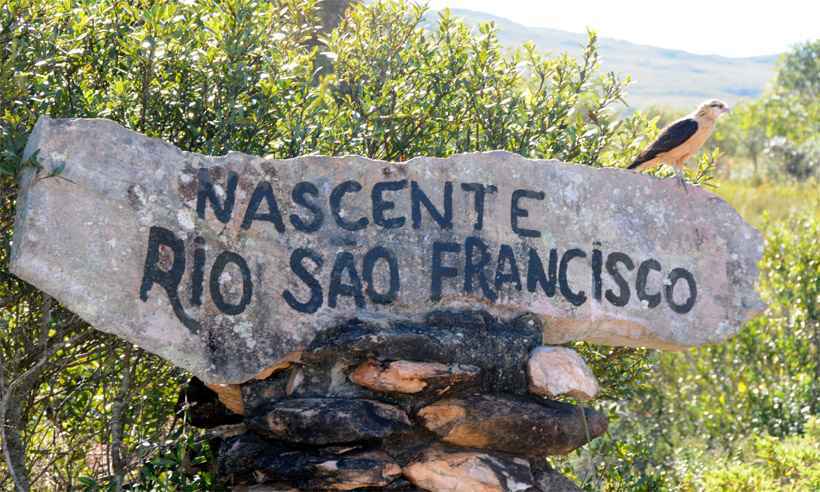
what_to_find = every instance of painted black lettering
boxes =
[197,168,238,223]
[411,181,453,230]
[559,248,587,306]
[665,268,697,314]
[604,252,634,307]
[592,242,603,301]
[191,236,206,306]
[363,246,400,304]
[328,252,365,308]
[241,180,285,232]
[461,183,497,231]
[464,236,496,302]
[209,251,253,315]
[527,248,558,297]
[495,244,522,293]
[330,180,368,231]
[511,189,545,238]
[139,226,200,332]
[290,181,324,233]
[431,241,460,302]
[372,180,407,229]
[283,248,323,314]
[636,258,662,308]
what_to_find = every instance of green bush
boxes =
[556,209,819,490]
[1,0,659,488]
[3,0,815,489]
[693,417,820,491]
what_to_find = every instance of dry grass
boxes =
[713,179,820,228]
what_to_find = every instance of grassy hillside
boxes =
[430,8,778,110]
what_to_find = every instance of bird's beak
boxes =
[722,106,731,114]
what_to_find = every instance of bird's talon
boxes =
[676,174,689,192]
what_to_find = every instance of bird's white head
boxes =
[695,99,731,120]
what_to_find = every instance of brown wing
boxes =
[629,118,698,169]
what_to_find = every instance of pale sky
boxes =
[425,0,819,57]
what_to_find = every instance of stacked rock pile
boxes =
[186,311,607,491]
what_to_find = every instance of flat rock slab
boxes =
[417,395,607,456]
[11,117,765,383]
[247,398,412,445]
[349,359,481,394]
[297,312,541,399]
[403,444,537,492]
[219,433,401,489]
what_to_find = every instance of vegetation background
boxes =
[0,0,817,490]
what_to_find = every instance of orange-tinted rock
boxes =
[403,445,535,492]
[527,347,599,400]
[254,351,302,380]
[205,382,244,415]
[349,359,480,394]
[417,395,607,456]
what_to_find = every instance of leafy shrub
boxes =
[1,0,658,488]
[765,136,818,181]
[557,207,819,490]
[694,417,820,491]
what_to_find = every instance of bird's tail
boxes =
[628,156,655,171]
[628,157,646,170]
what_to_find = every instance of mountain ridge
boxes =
[431,8,779,109]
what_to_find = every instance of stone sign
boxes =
[11,117,765,383]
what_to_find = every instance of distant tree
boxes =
[774,40,819,102]
[715,100,768,177]
[714,39,819,180]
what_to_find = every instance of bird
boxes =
[628,99,730,188]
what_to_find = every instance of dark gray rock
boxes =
[240,370,289,417]
[530,461,582,492]
[384,478,426,491]
[299,311,541,398]
[181,377,243,429]
[417,395,607,456]
[218,433,401,489]
[246,398,412,446]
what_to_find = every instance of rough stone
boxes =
[349,359,481,394]
[206,423,248,440]
[530,462,582,492]
[298,312,541,398]
[527,347,599,400]
[402,444,537,492]
[11,117,765,383]
[253,351,302,380]
[205,382,244,415]
[219,433,401,489]
[384,478,426,491]
[231,485,300,492]
[247,398,412,445]
[297,450,402,490]
[416,395,607,456]
[181,377,243,428]
[241,370,289,418]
